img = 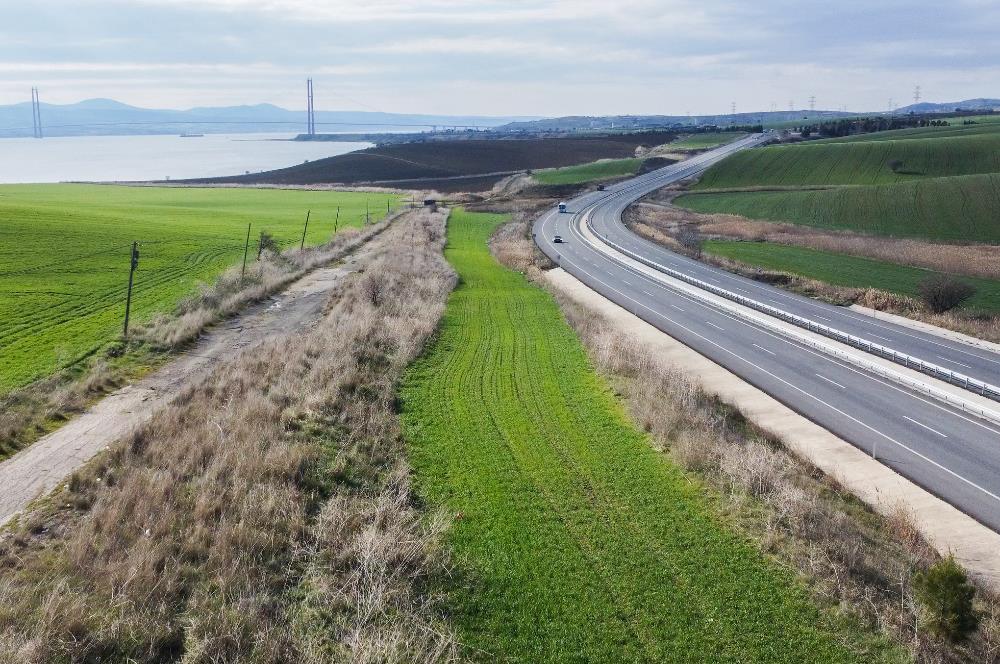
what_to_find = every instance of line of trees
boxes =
[797,116,950,138]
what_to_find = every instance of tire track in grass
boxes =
[401,209,902,662]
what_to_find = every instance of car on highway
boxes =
[597,184,606,191]
[553,235,564,243]
[558,202,568,213]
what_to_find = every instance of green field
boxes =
[675,124,1000,244]
[680,173,1000,242]
[400,208,896,662]
[533,158,641,184]
[0,184,400,393]
[705,240,1000,312]
[668,132,746,151]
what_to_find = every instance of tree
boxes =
[676,226,703,258]
[918,275,976,313]
[914,555,979,642]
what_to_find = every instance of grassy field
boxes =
[400,208,895,662]
[674,124,1000,245]
[694,132,1000,189]
[668,132,746,151]
[679,173,1000,242]
[0,184,400,393]
[532,158,641,184]
[706,240,1000,312]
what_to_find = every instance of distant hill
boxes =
[894,98,1000,114]
[499,110,855,132]
[0,98,538,138]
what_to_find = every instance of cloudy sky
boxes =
[1,0,998,116]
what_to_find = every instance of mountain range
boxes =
[0,98,538,138]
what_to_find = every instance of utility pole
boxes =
[241,222,251,282]
[300,210,311,250]
[122,242,139,339]
[333,206,340,236]
[365,200,370,225]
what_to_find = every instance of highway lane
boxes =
[579,136,1000,393]
[532,136,1000,531]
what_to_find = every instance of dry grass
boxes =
[0,208,459,663]
[0,212,401,465]
[489,215,1000,663]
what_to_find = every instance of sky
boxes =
[1,0,998,117]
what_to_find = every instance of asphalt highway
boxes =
[533,135,1000,531]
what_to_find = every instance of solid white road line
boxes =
[904,416,949,438]
[752,343,776,356]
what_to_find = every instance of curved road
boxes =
[533,135,1000,531]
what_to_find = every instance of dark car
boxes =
[553,235,564,243]
[597,184,606,191]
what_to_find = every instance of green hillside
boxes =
[680,172,1000,242]
[673,123,1000,245]
[693,132,1000,189]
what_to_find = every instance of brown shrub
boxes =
[919,275,977,314]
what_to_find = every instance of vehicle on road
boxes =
[558,202,567,213]
[553,235,564,243]
[597,184,606,191]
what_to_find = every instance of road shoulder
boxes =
[547,266,1000,590]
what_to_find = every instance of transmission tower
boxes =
[730,101,736,116]
[808,95,816,112]
[913,85,921,104]
[31,87,43,139]
[306,78,316,135]
[789,100,794,112]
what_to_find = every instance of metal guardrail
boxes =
[585,221,1000,417]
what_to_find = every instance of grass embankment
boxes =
[705,240,1000,313]
[0,209,459,661]
[400,208,889,662]
[676,128,1000,244]
[532,157,641,185]
[0,184,401,393]
[668,132,746,151]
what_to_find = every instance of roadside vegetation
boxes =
[0,208,459,662]
[400,208,900,662]
[485,208,1000,662]
[703,240,1000,313]
[0,184,401,394]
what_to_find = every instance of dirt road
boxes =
[0,247,377,526]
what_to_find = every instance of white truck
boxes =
[558,202,568,213]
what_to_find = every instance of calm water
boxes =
[0,133,372,183]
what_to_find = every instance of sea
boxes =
[0,132,372,184]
